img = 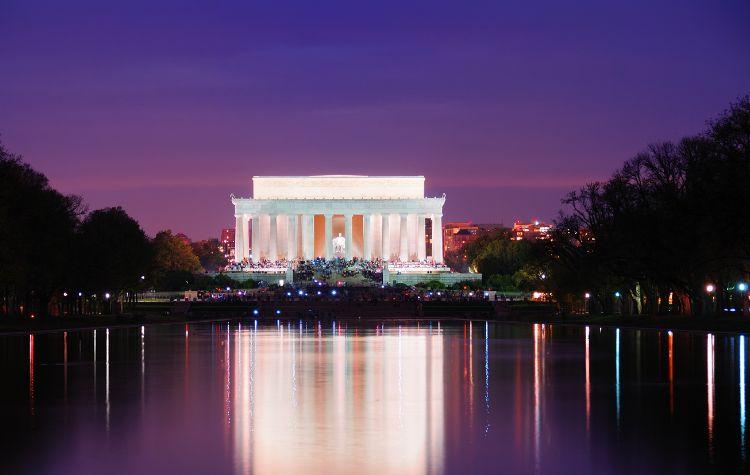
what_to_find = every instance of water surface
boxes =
[0,321,746,474]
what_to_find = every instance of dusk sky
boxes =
[2,0,749,239]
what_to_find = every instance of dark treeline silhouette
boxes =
[0,143,230,319]
[534,98,750,317]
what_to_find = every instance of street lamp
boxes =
[739,282,749,315]
[613,291,622,316]
[706,284,715,293]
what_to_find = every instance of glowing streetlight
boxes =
[739,283,748,292]
[105,293,110,299]
[584,292,591,299]
[706,284,715,293]
[614,291,621,298]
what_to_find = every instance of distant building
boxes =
[512,220,552,240]
[219,228,235,260]
[443,222,480,255]
[475,223,506,234]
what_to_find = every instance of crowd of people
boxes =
[295,258,384,282]
[225,259,290,272]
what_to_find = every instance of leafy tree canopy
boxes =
[75,207,151,295]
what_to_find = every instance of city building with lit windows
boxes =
[512,220,552,240]
[443,222,480,255]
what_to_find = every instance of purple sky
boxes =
[2,0,749,239]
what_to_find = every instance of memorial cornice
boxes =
[231,195,446,215]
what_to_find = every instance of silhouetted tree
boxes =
[546,97,750,316]
[192,238,227,272]
[150,230,202,289]
[74,207,151,313]
[0,142,83,318]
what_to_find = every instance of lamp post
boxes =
[739,282,748,315]
[705,283,716,317]
[614,291,622,315]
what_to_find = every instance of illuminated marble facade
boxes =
[231,176,445,263]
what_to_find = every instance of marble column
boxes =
[417,214,426,261]
[363,214,372,260]
[324,214,333,260]
[234,215,244,262]
[399,214,409,262]
[268,214,278,261]
[381,213,390,261]
[242,214,250,261]
[303,215,314,260]
[344,214,353,260]
[251,215,259,261]
[287,215,297,260]
[432,213,443,264]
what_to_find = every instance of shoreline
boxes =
[2,308,750,336]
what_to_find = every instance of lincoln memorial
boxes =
[231,175,445,263]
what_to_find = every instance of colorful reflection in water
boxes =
[585,326,590,433]
[707,333,715,459]
[741,335,746,461]
[0,322,748,474]
[615,328,621,427]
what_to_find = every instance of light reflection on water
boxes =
[1,322,750,474]
[585,326,590,433]
[707,333,715,460]
[741,335,746,461]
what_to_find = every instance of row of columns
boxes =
[235,213,443,264]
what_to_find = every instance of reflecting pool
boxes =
[0,321,747,474]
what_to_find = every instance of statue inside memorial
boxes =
[333,233,346,258]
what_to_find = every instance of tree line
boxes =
[463,98,750,317]
[0,143,233,318]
